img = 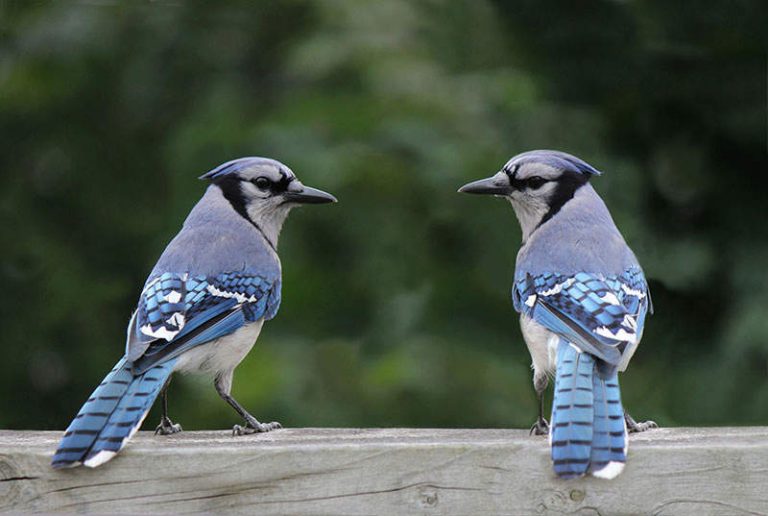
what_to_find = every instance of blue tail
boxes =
[550,340,626,479]
[588,365,627,478]
[52,357,176,469]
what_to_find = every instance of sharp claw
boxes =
[625,412,658,433]
[530,417,550,436]
[232,420,282,436]
[155,419,183,436]
[632,420,658,432]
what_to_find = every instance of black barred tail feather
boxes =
[550,340,626,480]
[52,358,176,469]
[588,368,627,478]
[52,359,132,468]
[551,342,594,479]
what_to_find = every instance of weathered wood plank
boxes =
[0,428,766,514]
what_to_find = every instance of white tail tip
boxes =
[592,460,625,479]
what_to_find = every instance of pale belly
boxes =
[173,319,264,374]
[519,315,559,376]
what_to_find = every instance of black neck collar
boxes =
[214,179,278,253]
[531,172,590,236]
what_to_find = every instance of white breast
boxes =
[173,319,264,375]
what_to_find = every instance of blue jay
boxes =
[459,150,655,479]
[52,157,336,468]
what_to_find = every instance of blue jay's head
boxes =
[201,157,336,246]
[458,150,601,239]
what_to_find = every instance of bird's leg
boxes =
[530,371,550,436]
[155,376,183,435]
[214,371,281,436]
[624,411,658,433]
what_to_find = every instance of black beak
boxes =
[283,184,338,204]
[457,172,512,196]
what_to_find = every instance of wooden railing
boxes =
[0,428,765,514]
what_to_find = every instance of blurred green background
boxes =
[1,1,766,431]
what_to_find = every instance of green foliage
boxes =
[1,0,766,430]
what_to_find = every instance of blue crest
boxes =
[199,157,287,180]
[507,150,602,176]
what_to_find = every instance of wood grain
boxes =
[0,428,766,514]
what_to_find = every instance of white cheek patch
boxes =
[540,181,559,196]
[241,181,271,199]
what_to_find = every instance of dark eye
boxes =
[525,176,547,189]
[253,177,271,190]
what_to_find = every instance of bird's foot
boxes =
[233,416,282,436]
[530,416,550,436]
[155,416,183,435]
[625,412,658,433]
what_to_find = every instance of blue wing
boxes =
[126,272,282,374]
[512,267,651,368]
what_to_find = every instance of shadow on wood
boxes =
[0,428,766,514]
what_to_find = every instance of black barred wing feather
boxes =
[127,272,281,373]
[513,267,650,368]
